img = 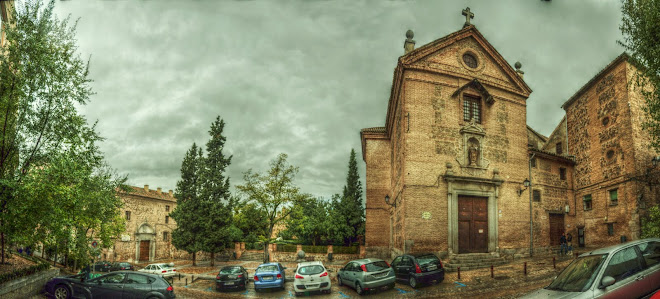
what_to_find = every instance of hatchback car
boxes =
[44,271,175,299]
[294,261,331,296]
[91,260,112,272]
[391,253,444,288]
[138,263,177,278]
[254,262,286,291]
[522,238,660,298]
[109,262,135,271]
[216,266,249,291]
[337,258,395,295]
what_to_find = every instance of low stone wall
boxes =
[270,251,360,262]
[0,267,59,299]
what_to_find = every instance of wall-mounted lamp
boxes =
[652,156,660,167]
[565,204,570,214]
[517,179,531,196]
[384,195,396,208]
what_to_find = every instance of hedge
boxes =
[301,245,326,254]
[277,244,298,252]
[333,245,359,254]
[246,242,265,250]
[0,260,50,285]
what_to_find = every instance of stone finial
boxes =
[404,29,416,54]
[515,61,524,78]
[157,187,162,193]
[144,185,149,192]
[169,190,173,197]
[445,162,454,176]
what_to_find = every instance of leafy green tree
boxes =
[339,149,365,245]
[237,153,310,262]
[0,0,101,263]
[281,197,329,246]
[641,205,660,238]
[234,202,269,243]
[170,143,204,266]
[326,194,352,245]
[619,0,660,150]
[199,117,234,266]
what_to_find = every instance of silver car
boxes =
[293,261,331,296]
[337,258,396,295]
[522,238,660,298]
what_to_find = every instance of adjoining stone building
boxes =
[102,185,190,263]
[361,14,658,259]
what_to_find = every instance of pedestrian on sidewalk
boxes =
[560,232,567,256]
[566,233,573,255]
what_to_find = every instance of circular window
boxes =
[462,53,478,68]
[606,150,615,160]
[602,117,610,127]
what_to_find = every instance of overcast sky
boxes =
[49,0,625,200]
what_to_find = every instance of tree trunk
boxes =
[192,252,196,266]
[263,242,269,264]
[210,252,214,267]
[1,231,4,264]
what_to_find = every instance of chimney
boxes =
[169,190,173,197]
[404,30,415,54]
[514,61,524,79]
[144,185,149,192]
[157,187,162,193]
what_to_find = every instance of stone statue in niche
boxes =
[468,138,480,166]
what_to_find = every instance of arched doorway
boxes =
[135,223,155,262]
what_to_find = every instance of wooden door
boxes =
[458,196,488,253]
[139,240,150,261]
[549,214,565,246]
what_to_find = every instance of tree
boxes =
[233,202,269,243]
[339,149,365,245]
[641,205,660,238]
[619,0,660,150]
[0,0,99,263]
[236,153,309,262]
[170,143,204,266]
[198,117,234,266]
[281,197,329,246]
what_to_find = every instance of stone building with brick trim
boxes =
[361,23,658,259]
[102,185,189,263]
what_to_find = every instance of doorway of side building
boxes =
[139,240,150,261]
[458,196,488,253]
[549,213,565,246]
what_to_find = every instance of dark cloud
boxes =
[52,0,624,199]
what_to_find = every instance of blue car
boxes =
[254,262,287,292]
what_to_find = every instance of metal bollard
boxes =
[185,278,188,286]
[524,262,527,276]
[457,267,461,280]
[490,265,494,278]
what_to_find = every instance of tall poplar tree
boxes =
[340,149,365,245]
[170,143,204,265]
[199,117,234,266]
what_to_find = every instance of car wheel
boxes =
[54,285,70,299]
[356,282,364,295]
[337,276,343,286]
[409,276,417,288]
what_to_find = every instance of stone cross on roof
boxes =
[462,7,474,27]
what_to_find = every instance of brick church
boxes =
[360,9,659,259]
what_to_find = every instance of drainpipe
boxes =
[529,153,536,257]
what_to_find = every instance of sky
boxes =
[46,0,625,200]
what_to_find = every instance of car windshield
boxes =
[256,265,278,273]
[546,254,607,292]
[416,255,440,266]
[365,261,390,272]
[298,265,324,275]
[220,267,242,274]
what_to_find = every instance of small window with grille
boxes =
[560,167,566,180]
[609,189,618,205]
[463,95,481,123]
[556,142,563,155]
[583,195,592,210]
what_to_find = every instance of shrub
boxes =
[301,245,326,254]
[0,261,50,284]
[277,244,297,252]
[333,245,359,255]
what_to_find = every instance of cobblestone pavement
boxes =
[169,254,576,298]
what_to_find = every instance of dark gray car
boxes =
[522,238,660,298]
[44,271,175,299]
[337,258,396,295]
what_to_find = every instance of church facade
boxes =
[361,16,658,259]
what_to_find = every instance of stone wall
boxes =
[0,268,59,299]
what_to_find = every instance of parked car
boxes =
[294,261,331,296]
[522,238,660,299]
[337,258,396,295]
[390,253,444,288]
[44,271,175,299]
[254,262,286,292]
[138,262,177,278]
[91,260,112,272]
[109,262,135,271]
[216,265,249,291]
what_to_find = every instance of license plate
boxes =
[307,284,319,288]
[427,265,437,271]
[263,276,273,281]
[225,281,234,285]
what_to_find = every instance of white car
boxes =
[294,261,331,296]
[138,263,177,278]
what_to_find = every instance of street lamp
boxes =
[518,179,530,196]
